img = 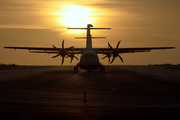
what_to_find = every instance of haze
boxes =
[0,0,179,65]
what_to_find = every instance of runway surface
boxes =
[0,65,180,120]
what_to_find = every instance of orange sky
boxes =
[0,0,179,65]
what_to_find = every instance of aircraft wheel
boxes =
[77,66,78,72]
[100,66,105,72]
[100,67,102,72]
[74,66,75,72]
[102,66,105,72]
[74,66,78,73]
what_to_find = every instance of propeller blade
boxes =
[61,57,64,65]
[52,45,61,52]
[108,57,111,63]
[52,54,60,58]
[110,56,115,64]
[118,54,123,63]
[70,58,73,63]
[102,56,107,59]
[52,45,57,49]
[116,41,121,51]
[66,46,74,51]
[62,40,64,51]
[74,56,79,61]
[69,46,75,49]
[108,42,115,51]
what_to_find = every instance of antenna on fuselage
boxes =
[67,24,111,48]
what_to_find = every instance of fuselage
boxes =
[68,24,109,71]
[78,51,101,70]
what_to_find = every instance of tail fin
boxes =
[67,24,111,48]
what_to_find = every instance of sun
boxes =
[58,5,93,27]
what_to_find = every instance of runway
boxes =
[0,65,180,119]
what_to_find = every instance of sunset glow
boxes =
[57,5,93,27]
[0,0,179,65]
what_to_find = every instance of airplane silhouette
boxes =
[4,24,175,72]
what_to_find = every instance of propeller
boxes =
[101,47,112,63]
[67,51,79,63]
[108,41,123,64]
[52,40,74,65]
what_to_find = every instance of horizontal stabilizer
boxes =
[67,28,87,30]
[75,37,106,39]
[90,28,111,30]
[67,28,111,30]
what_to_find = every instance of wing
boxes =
[4,46,175,54]
[97,47,175,54]
[4,46,82,54]
[97,46,175,64]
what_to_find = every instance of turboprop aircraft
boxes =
[4,24,175,72]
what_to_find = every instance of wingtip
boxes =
[167,47,175,49]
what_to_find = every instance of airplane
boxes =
[4,24,175,72]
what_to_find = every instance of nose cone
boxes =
[82,53,96,63]
[83,56,95,63]
[79,51,100,70]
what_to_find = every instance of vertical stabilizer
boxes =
[67,24,111,48]
[87,24,93,48]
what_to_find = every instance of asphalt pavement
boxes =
[0,65,180,120]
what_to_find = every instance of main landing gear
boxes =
[74,66,78,73]
[100,66,105,72]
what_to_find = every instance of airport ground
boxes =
[0,65,180,120]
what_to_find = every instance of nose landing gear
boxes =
[74,66,78,73]
[100,66,105,72]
